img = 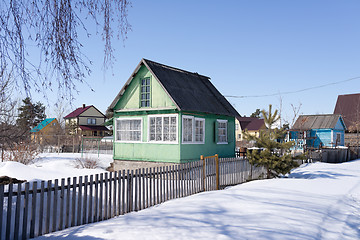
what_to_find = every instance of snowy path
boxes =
[35,160,360,240]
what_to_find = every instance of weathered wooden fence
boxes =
[0,158,264,239]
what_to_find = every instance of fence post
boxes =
[215,154,219,190]
[201,155,205,192]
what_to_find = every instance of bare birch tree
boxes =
[0,0,131,100]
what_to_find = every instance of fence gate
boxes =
[201,154,219,191]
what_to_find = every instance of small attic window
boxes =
[140,77,151,107]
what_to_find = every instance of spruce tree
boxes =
[245,104,299,178]
[16,97,46,133]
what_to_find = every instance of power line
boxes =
[224,76,360,99]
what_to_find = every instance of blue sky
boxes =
[36,0,360,126]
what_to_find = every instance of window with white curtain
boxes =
[149,115,177,143]
[182,116,205,144]
[217,119,228,144]
[116,118,142,142]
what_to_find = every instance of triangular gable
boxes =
[109,59,180,111]
[78,105,106,118]
[64,105,105,119]
[334,115,347,131]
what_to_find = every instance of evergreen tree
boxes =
[16,97,46,133]
[245,104,299,178]
[250,109,261,118]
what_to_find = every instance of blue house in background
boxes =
[289,114,346,151]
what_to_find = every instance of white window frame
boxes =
[148,114,178,144]
[115,118,143,143]
[182,115,205,144]
[217,119,228,144]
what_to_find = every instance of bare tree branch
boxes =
[0,0,131,100]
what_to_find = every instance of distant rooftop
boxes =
[30,118,56,133]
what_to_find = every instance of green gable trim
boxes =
[115,108,179,116]
[30,118,55,133]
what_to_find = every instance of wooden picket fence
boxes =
[0,157,264,239]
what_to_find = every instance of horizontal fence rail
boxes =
[0,158,264,239]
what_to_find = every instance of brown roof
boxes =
[64,105,105,119]
[238,117,265,131]
[333,93,360,131]
[79,125,109,131]
[291,114,345,130]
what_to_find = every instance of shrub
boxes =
[4,142,39,165]
[75,157,99,169]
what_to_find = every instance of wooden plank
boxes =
[99,173,103,221]
[156,167,160,204]
[126,170,130,213]
[88,175,93,223]
[94,174,99,222]
[83,175,88,225]
[122,170,125,215]
[52,179,58,232]
[108,172,112,219]
[45,180,52,234]
[30,181,38,238]
[145,168,149,208]
[113,171,117,217]
[0,185,4,240]
[141,168,145,210]
[77,176,83,226]
[149,168,152,206]
[104,172,108,220]
[71,177,76,227]
[14,183,21,240]
[6,183,13,240]
[159,167,162,203]
[59,178,65,231]
[117,171,121,216]
[134,169,138,211]
[171,165,175,199]
[65,178,71,229]
[166,166,169,201]
[22,182,30,240]
[38,181,45,236]
[130,170,134,212]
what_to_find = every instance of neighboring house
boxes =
[109,58,240,164]
[236,117,266,142]
[64,104,109,137]
[30,118,61,144]
[334,93,360,132]
[289,114,346,150]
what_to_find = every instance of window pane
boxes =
[217,120,227,143]
[183,118,193,142]
[116,119,141,142]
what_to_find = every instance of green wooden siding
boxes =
[113,112,235,163]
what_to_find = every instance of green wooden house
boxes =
[109,59,241,163]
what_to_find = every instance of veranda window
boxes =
[116,119,142,142]
[182,116,205,144]
[149,115,177,142]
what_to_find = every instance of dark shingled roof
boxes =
[291,114,344,130]
[333,93,360,131]
[110,59,240,118]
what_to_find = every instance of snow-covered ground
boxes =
[0,153,112,182]
[1,154,360,239]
